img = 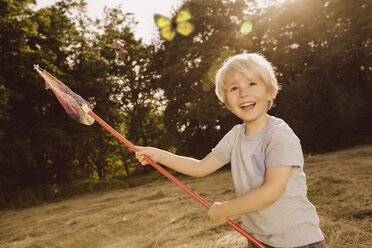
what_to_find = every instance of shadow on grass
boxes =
[0,170,166,210]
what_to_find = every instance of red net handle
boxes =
[81,105,266,248]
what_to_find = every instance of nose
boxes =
[240,85,251,97]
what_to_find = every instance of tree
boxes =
[0,0,85,189]
[263,0,372,152]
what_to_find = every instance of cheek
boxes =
[224,94,235,111]
[259,89,273,101]
[266,88,275,101]
[224,98,232,110]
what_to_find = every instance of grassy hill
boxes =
[0,145,371,248]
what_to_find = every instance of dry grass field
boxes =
[0,145,371,248]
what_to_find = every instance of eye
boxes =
[230,86,238,92]
[249,82,257,87]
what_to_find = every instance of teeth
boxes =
[241,103,254,107]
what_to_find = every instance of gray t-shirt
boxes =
[212,116,324,247]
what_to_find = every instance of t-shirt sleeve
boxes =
[211,125,239,164]
[265,127,304,168]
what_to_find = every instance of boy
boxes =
[135,53,326,248]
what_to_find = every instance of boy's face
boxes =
[224,74,274,126]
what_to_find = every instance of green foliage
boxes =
[264,0,372,152]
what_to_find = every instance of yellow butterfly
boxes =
[105,42,129,61]
[154,9,194,41]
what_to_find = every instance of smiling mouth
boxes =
[240,102,256,111]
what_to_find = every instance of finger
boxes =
[138,155,147,165]
[135,150,144,158]
[136,154,142,162]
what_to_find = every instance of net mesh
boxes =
[34,65,95,126]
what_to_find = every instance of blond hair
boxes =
[215,53,280,110]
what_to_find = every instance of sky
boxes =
[34,0,284,44]
[35,0,184,44]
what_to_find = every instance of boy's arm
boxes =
[207,166,292,224]
[135,146,225,177]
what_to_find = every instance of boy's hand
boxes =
[207,202,229,225]
[134,146,162,165]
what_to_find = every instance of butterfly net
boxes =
[34,64,94,126]
[33,67,265,248]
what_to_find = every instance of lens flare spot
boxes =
[240,21,252,35]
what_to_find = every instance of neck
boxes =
[244,114,271,136]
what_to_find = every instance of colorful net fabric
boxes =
[34,65,94,125]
